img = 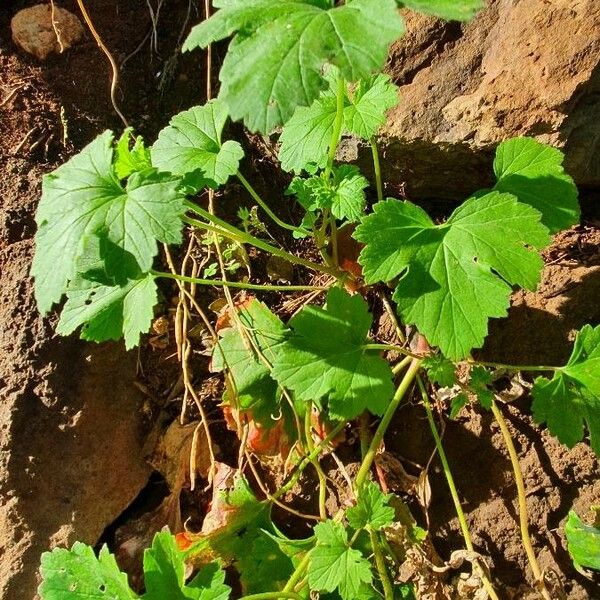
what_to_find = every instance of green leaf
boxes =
[422,355,456,387]
[330,165,369,222]
[532,325,600,455]
[115,128,152,179]
[39,543,137,600]
[32,131,186,313]
[288,166,368,222]
[271,288,394,419]
[236,533,296,594]
[493,137,579,233]
[565,510,600,571]
[184,0,404,133]
[57,273,157,350]
[354,193,550,359]
[468,366,494,409]
[398,0,484,21]
[212,299,288,424]
[152,100,244,189]
[343,74,399,140]
[143,532,230,600]
[279,73,399,173]
[346,482,395,531]
[279,91,337,173]
[308,520,373,600]
[449,393,468,420]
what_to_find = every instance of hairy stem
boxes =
[153,270,326,292]
[237,171,309,236]
[324,77,346,180]
[417,378,499,600]
[370,139,384,203]
[490,400,552,600]
[355,359,422,490]
[183,209,344,279]
[369,528,394,600]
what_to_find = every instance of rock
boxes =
[0,173,151,599]
[11,4,84,60]
[354,0,600,200]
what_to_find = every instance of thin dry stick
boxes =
[74,0,128,127]
[164,245,217,488]
[49,0,65,52]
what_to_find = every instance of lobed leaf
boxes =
[39,543,137,600]
[271,287,394,419]
[32,131,186,313]
[184,0,404,133]
[114,128,152,179]
[287,165,368,222]
[347,482,395,531]
[354,193,550,359]
[212,299,288,425]
[152,100,244,190]
[57,273,157,350]
[422,355,456,388]
[308,520,373,600]
[143,531,230,599]
[565,510,600,572]
[532,324,600,455]
[343,74,399,140]
[493,137,579,233]
[279,73,399,173]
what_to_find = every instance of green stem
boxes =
[324,77,346,180]
[183,209,344,279]
[241,593,303,600]
[282,552,311,593]
[370,138,383,203]
[490,400,552,600]
[471,359,559,373]
[329,216,339,267]
[369,528,394,600]
[392,355,412,376]
[417,378,499,600]
[153,270,327,292]
[237,171,308,236]
[305,408,328,520]
[273,422,345,501]
[355,358,422,490]
[362,343,418,357]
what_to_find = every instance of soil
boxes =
[0,2,599,600]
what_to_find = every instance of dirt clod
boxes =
[11,5,84,60]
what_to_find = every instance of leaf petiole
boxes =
[152,270,328,292]
[183,206,346,279]
[240,592,303,600]
[323,76,346,181]
[470,359,560,373]
[370,139,384,203]
[236,170,310,237]
[368,528,394,600]
[355,358,423,490]
[490,400,552,600]
[417,377,499,600]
